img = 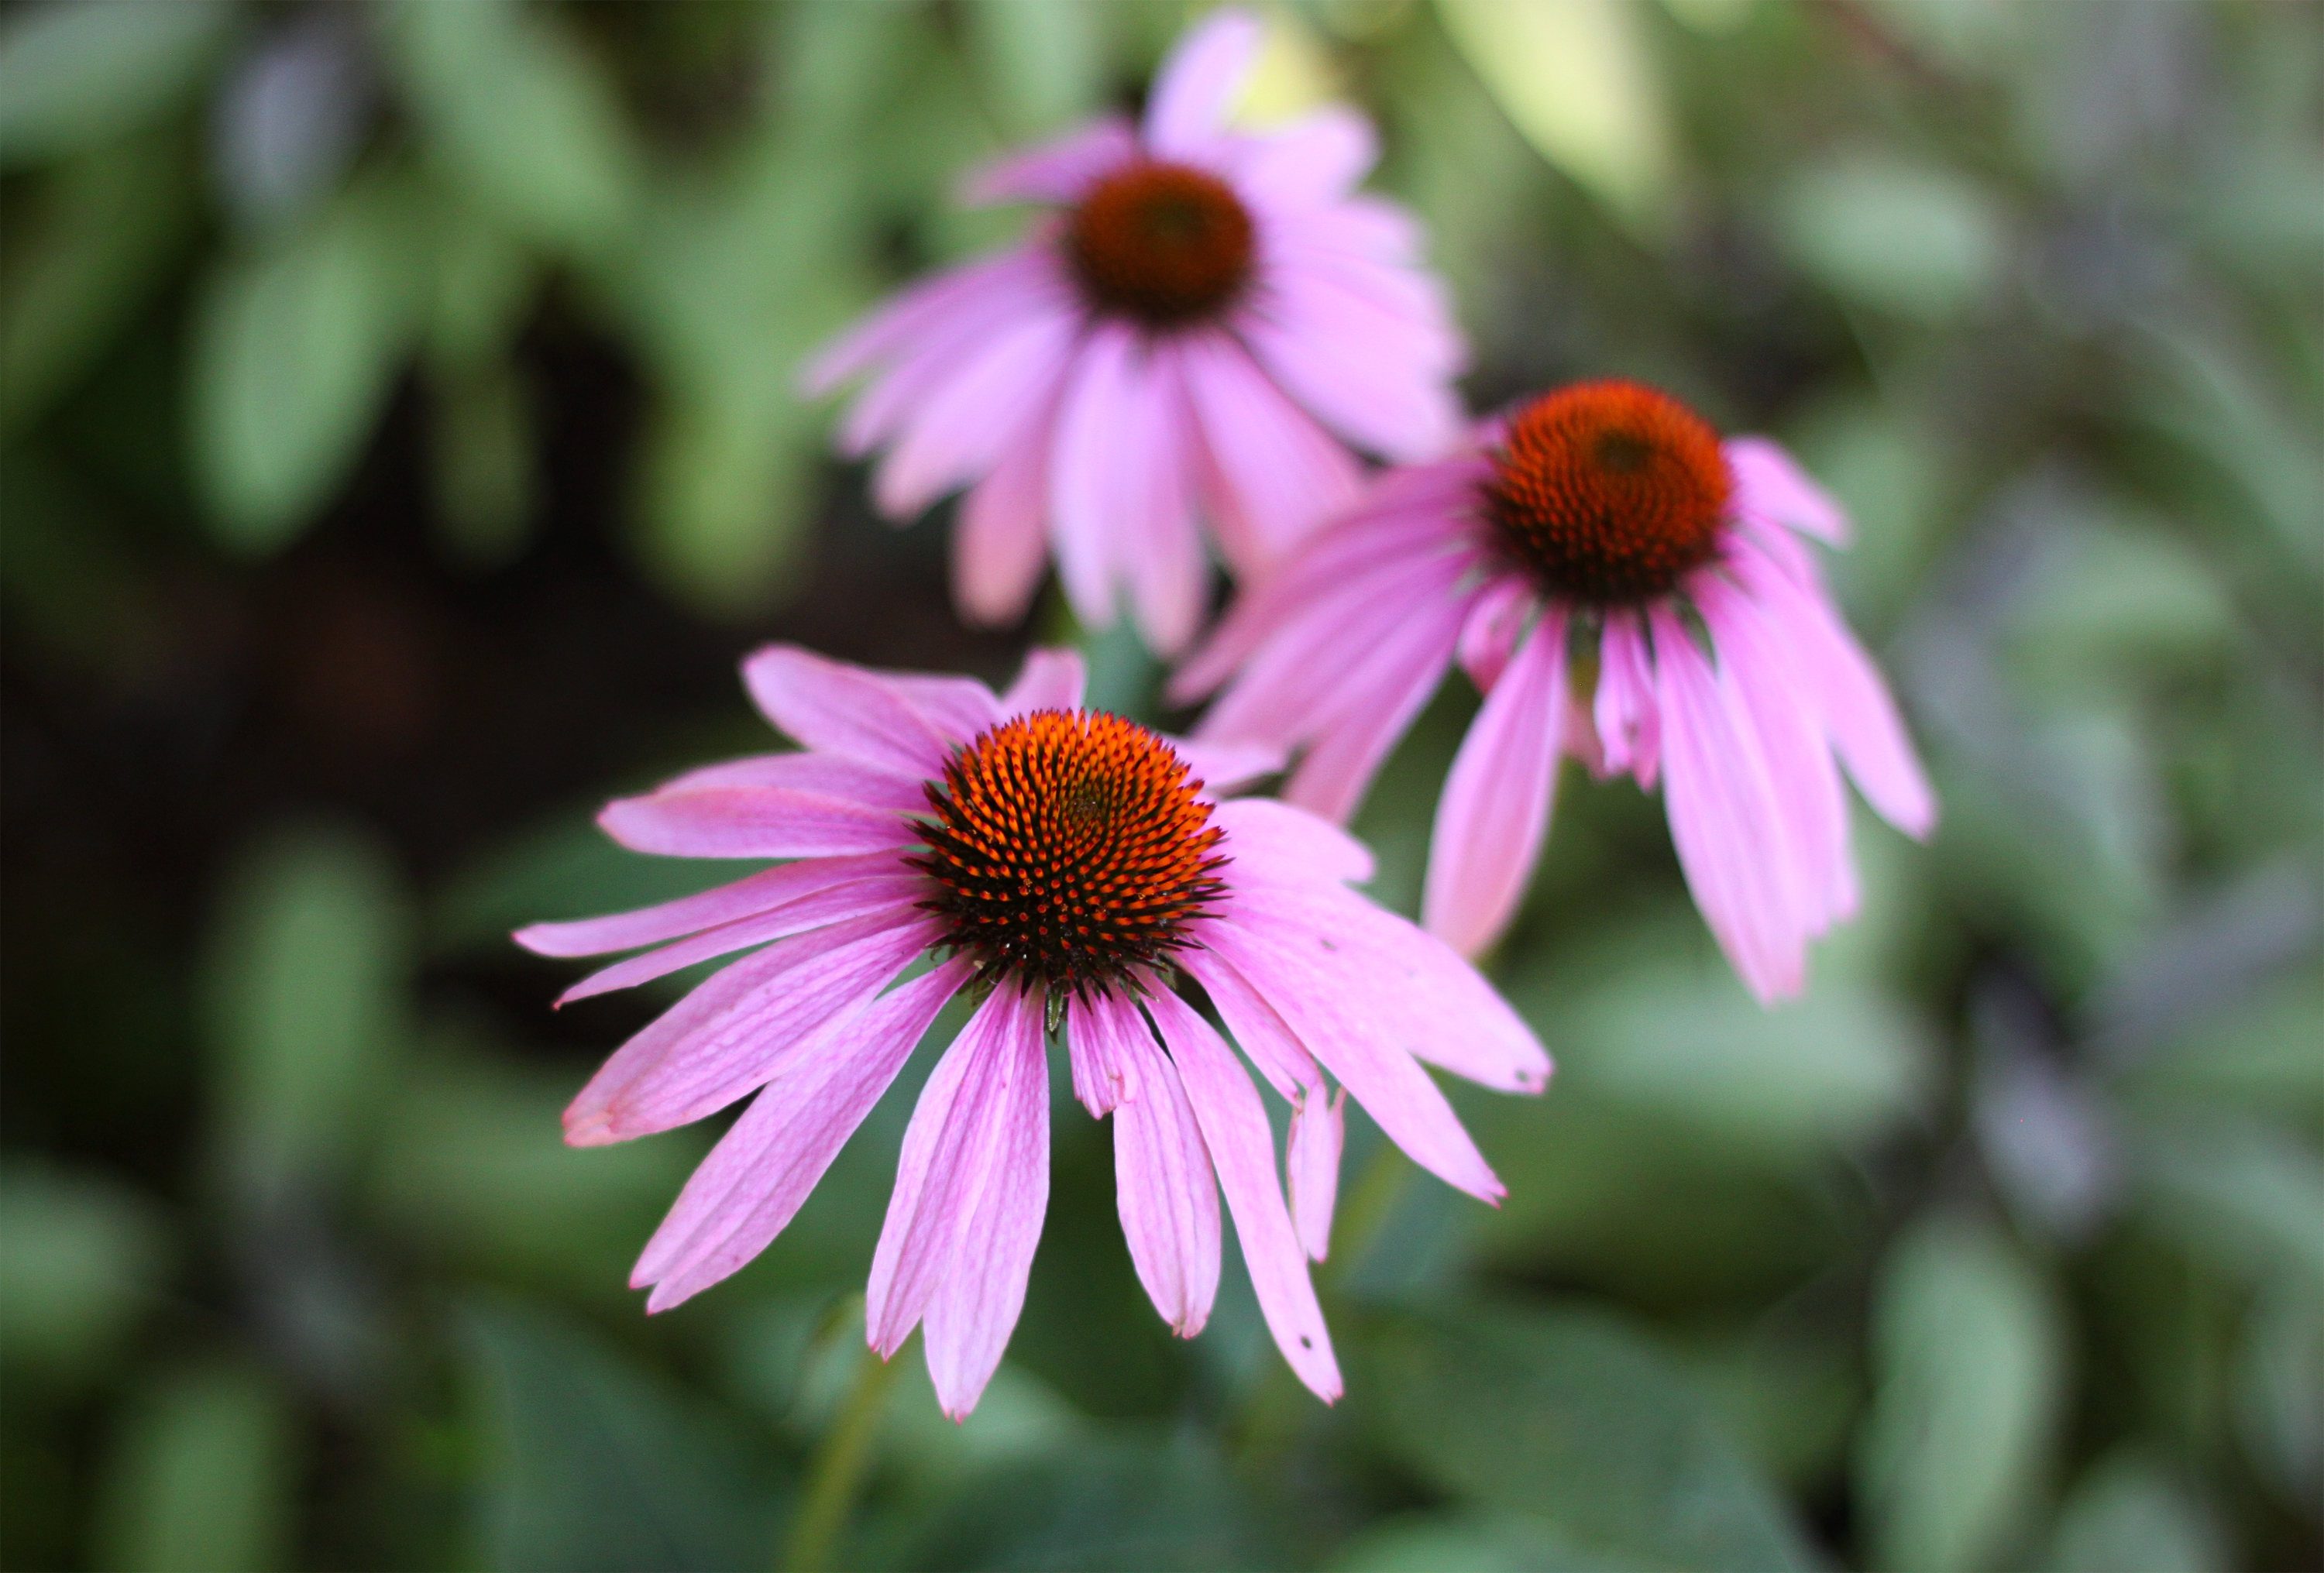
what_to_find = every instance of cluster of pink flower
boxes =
[523,10,1934,1420]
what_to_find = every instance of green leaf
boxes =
[461,1295,782,1573]
[899,1433,1267,1571]
[1777,153,2010,321]
[428,808,750,959]
[91,1361,294,1573]
[2046,1452,2225,1573]
[190,178,426,552]
[1435,0,1676,229]
[2136,1116,2324,1295]
[202,819,409,1201]
[1328,1510,1608,1572]
[964,0,1109,139]
[381,0,640,256]
[1855,1214,2067,1573]
[0,0,235,166]
[0,1163,170,1386]
[428,355,536,570]
[1359,1303,1819,1571]
[0,131,195,434]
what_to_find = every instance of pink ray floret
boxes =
[801,8,1466,657]
[1177,380,1938,1004]
[517,644,1548,1420]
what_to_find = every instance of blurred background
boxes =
[3,1,2319,1568]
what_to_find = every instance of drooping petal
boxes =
[1143,987,1341,1403]
[631,960,970,1310]
[871,310,1078,519]
[1203,916,1504,1203]
[999,647,1088,717]
[1455,574,1534,694]
[1113,344,1208,658]
[597,785,916,861]
[1106,997,1222,1336]
[555,875,929,1005]
[1651,606,1809,1002]
[1179,330,1363,576]
[1593,610,1662,787]
[514,851,903,959]
[865,985,1037,1361]
[563,912,941,1146]
[1143,8,1263,158]
[958,115,1136,205]
[1286,1084,1345,1262]
[1064,986,1144,1117]
[1423,610,1568,960]
[1726,435,1849,544]
[923,1004,1050,1419]
[1047,325,1139,628]
[957,394,1063,630]
[1179,943,1325,1104]
[1284,592,1465,823]
[741,644,962,778]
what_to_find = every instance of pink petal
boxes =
[653,753,930,812]
[1115,343,1208,658]
[1229,108,1377,209]
[1178,943,1325,1103]
[999,647,1088,717]
[1423,610,1568,960]
[956,386,1063,629]
[1179,330,1363,576]
[1651,606,1809,1003]
[741,644,961,778]
[1726,436,1849,544]
[1203,916,1503,1203]
[875,673,1006,747]
[1212,797,1374,889]
[596,785,915,860]
[1143,9,1263,158]
[958,115,1136,205]
[631,960,970,1310]
[563,912,941,1145]
[1236,270,1464,462]
[1284,592,1464,823]
[1143,987,1341,1403]
[1593,610,1662,787]
[865,985,1039,1361]
[923,1005,1050,1418]
[1065,987,1144,1118]
[872,310,1078,517]
[1286,1084,1344,1262]
[1257,239,1465,382]
[555,875,928,1005]
[1047,326,1136,628]
[1171,737,1284,797]
[514,850,903,958]
[802,249,1036,397]
[1105,997,1222,1335]
[1455,575,1534,694]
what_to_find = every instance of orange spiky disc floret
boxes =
[1485,380,1734,605]
[1067,161,1255,329]
[913,710,1227,995]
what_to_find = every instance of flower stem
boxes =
[782,1338,903,1573]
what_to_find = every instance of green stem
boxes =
[782,1339,903,1573]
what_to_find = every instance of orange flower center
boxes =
[1067,162,1255,329]
[913,710,1226,996]
[1484,381,1733,604]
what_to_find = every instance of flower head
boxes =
[801,9,1466,656]
[1175,380,1939,1002]
[518,645,1547,1418]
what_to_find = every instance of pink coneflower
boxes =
[800,8,1465,656]
[1175,380,1937,1003]
[517,645,1546,1417]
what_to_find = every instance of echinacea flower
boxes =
[1175,380,1937,1002]
[800,8,1465,656]
[517,645,1546,1417]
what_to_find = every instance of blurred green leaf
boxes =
[92,1361,294,1573]
[203,819,408,1200]
[1360,1302,1818,1571]
[1777,153,2010,321]
[2126,968,2324,1121]
[964,0,1109,139]
[1327,1509,1603,1572]
[1786,399,1948,630]
[428,356,535,570]
[1435,0,1676,229]
[2232,1283,2324,1508]
[430,806,752,958]
[364,1039,703,1293]
[0,1164,170,1385]
[2046,1451,2225,1573]
[189,176,427,552]
[0,0,234,166]
[380,0,640,257]
[462,1295,782,1573]
[1855,1214,2066,1573]
[899,1433,1266,1571]
[0,131,195,433]
[2136,1116,2324,1295]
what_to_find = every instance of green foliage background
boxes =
[2,2,2319,1570]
